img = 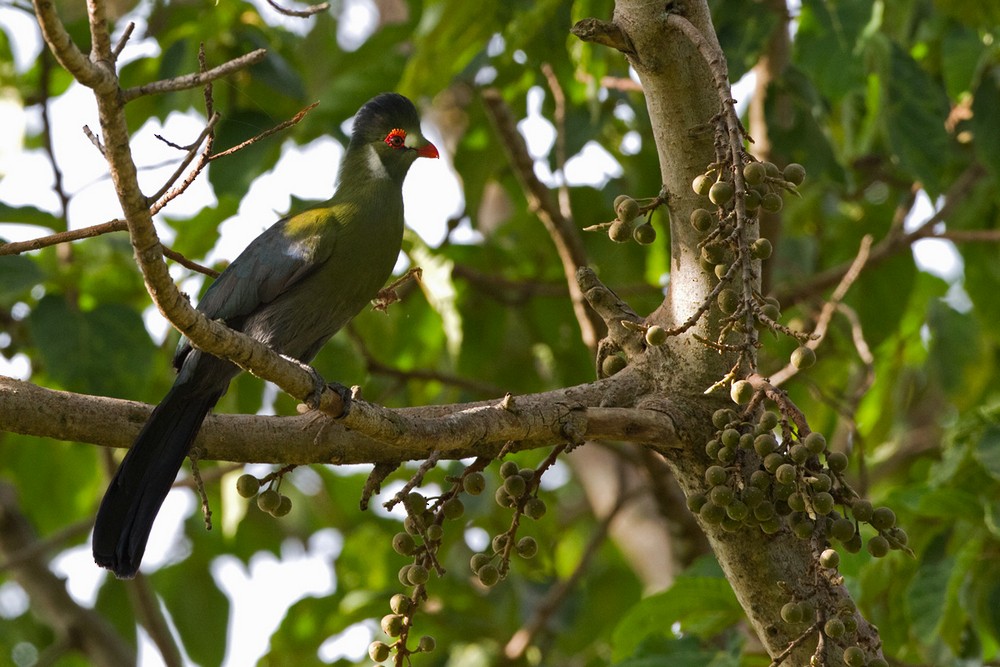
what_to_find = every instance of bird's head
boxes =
[348,93,439,184]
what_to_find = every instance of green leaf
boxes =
[613,635,732,667]
[971,62,1000,180]
[26,295,156,398]
[0,203,59,228]
[905,531,952,639]
[153,558,230,666]
[974,425,1000,482]
[879,42,955,195]
[0,253,43,302]
[794,0,871,102]
[209,110,284,199]
[612,576,743,661]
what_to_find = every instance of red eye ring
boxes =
[385,128,407,149]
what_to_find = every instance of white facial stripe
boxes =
[365,143,390,179]
[404,132,421,149]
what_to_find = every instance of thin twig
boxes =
[503,485,641,659]
[777,163,987,306]
[209,101,319,160]
[144,113,220,206]
[770,234,872,386]
[0,518,93,572]
[0,219,126,256]
[121,48,268,102]
[480,88,602,351]
[264,0,329,17]
[111,21,134,60]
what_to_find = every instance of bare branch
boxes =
[111,21,134,60]
[264,0,330,17]
[0,219,126,255]
[770,234,872,386]
[144,112,220,205]
[120,48,268,102]
[0,376,676,464]
[480,88,603,351]
[209,101,318,160]
[777,162,987,306]
[570,17,636,56]
[0,482,135,666]
[32,0,115,91]
[504,485,640,659]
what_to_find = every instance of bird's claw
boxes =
[325,381,353,416]
[281,355,327,410]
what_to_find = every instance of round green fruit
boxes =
[710,485,735,507]
[470,553,491,573]
[256,489,281,513]
[731,379,754,405]
[750,237,772,260]
[686,492,709,513]
[775,463,797,486]
[524,497,547,520]
[236,474,260,498]
[369,641,391,663]
[645,325,667,346]
[780,601,803,624]
[790,345,816,369]
[602,354,627,377]
[783,163,806,186]
[843,646,866,667]
[718,288,740,315]
[826,451,849,472]
[804,431,826,455]
[692,173,714,196]
[390,593,413,615]
[831,517,856,542]
[516,536,538,558]
[271,494,292,517]
[820,548,841,569]
[870,506,896,530]
[392,532,416,556]
[823,618,845,638]
[709,180,735,206]
[442,497,465,520]
[616,196,640,222]
[705,465,728,486]
[743,161,766,185]
[851,498,873,522]
[463,471,486,495]
[690,208,714,232]
[633,223,656,245]
[761,192,783,212]
[381,614,404,637]
[608,219,632,243]
[478,564,500,586]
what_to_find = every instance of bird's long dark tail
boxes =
[93,381,220,578]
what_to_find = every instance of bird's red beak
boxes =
[417,142,439,159]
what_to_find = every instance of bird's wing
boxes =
[196,206,341,322]
[172,206,341,368]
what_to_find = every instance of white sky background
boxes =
[0,1,966,665]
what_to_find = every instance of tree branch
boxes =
[0,482,135,666]
[32,0,350,422]
[480,88,603,351]
[0,375,681,464]
[120,49,268,102]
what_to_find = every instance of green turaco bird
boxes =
[94,93,438,578]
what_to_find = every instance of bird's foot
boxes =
[324,381,353,417]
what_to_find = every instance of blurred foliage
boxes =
[1,0,1000,665]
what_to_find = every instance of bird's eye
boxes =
[385,128,407,149]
